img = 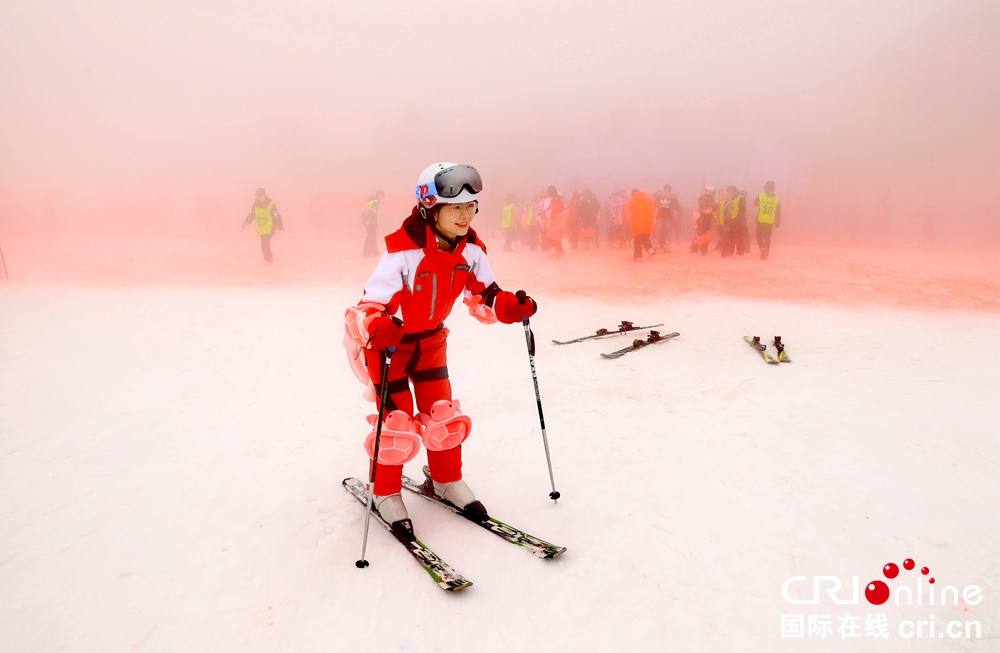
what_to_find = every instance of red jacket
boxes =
[362,208,498,333]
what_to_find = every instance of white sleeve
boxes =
[462,244,497,299]
[361,251,407,305]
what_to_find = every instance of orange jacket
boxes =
[625,191,656,235]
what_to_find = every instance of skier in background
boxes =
[344,162,538,541]
[605,189,627,249]
[541,185,567,258]
[754,180,781,260]
[566,191,580,250]
[242,187,284,263]
[521,193,539,250]
[501,193,521,252]
[721,185,744,258]
[690,186,716,256]
[736,190,750,255]
[577,188,600,249]
[652,184,679,253]
[624,188,656,261]
[714,187,728,253]
[362,190,385,258]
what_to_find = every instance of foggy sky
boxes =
[1,0,997,245]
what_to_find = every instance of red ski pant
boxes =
[365,328,462,495]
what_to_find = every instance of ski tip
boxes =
[448,580,474,591]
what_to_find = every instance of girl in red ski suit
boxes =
[345,179,536,532]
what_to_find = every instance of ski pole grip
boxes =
[516,290,527,303]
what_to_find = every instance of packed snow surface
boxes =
[2,243,999,651]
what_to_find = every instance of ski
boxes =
[401,474,566,560]
[745,336,779,364]
[552,321,664,345]
[342,477,473,591]
[771,336,791,363]
[600,330,680,359]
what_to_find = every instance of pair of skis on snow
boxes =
[343,472,566,592]
[552,321,680,358]
[744,335,791,364]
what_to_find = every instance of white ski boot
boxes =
[421,466,489,523]
[373,493,415,541]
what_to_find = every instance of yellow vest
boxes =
[254,202,274,235]
[714,199,725,225]
[502,203,515,229]
[525,204,534,226]
[757,193,779,224]
[728,196,743,221]
[364,199,381,228]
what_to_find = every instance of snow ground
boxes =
[1,284,998,652]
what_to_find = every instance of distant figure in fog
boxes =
[541,186,567,258]
[624,188,656,262]
[362,190,385,257]
[690,186,716,256]
[736,190,750,255]
[577,188,600,249]
[721,185,744,258]
[242,187,284,263]
[567,191,580,250]
[754,181,781,260]
[605,189,627,249]
[521,193,539,250]
[652,184,680,253]
[501,193,520,252]
[714,188,727,252]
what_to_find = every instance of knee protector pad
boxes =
[364,410,422,465]
[417,399,472,452]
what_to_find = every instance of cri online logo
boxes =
[783,557,983,607]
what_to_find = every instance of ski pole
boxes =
[356,346,393,568]
[516,292,560,502]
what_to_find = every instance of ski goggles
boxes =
[416,165,483,201]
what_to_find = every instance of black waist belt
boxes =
[400,323,445,343]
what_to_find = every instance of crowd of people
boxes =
[240,180,781,266]
[497,181,782,261]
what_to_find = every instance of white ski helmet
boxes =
[415,162,483,209]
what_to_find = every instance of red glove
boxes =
[493,290,537,324]
[367,315,404,349]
